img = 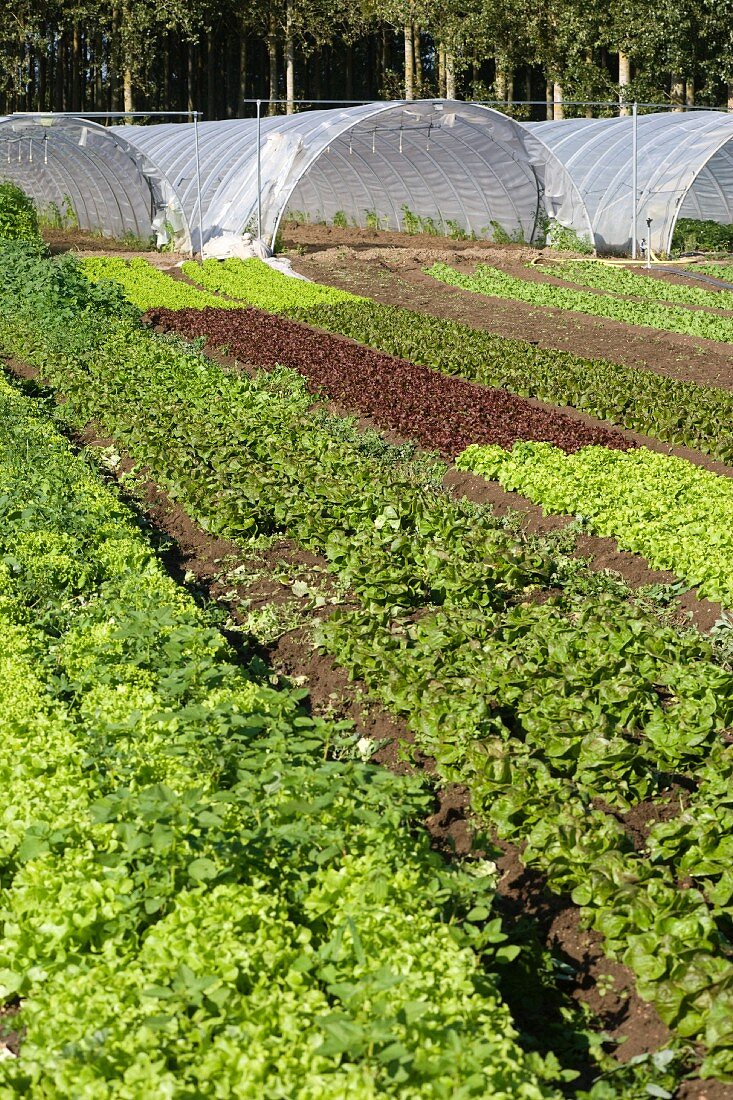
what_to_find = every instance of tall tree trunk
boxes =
[495,57,507,101]
[445,50,456,98]
[553,81,564,119]
[581,52,593,117]
[728,82,733,110]
[162,32,170,112]
[545,78,553,120]
[312,47,322,101]
[437,43,445,97]
[123,66,134,113]
[71,24,81,110]
[686,78,695,106]
[94,31,104,110]
[207,30,217,118]
[38,53,47,110]
[344,43,353,100]
[403,24,414,99]
[187,42,195,114]
[413,25,422,93]
[285,1,295,113]
[671,73,684,110]
[618,51,630,115]
[239,34,248,114]
[268,14,278,114]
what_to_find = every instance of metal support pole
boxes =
[193,111,204,261]
[631,101,638,259]
[256,99,262,240]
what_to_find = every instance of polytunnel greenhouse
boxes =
[529,110,733,255]
[0,101,587,253]
[5,102,732,257]
[0,114,177,241]
[112,101,590,253]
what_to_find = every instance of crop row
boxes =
[84,255,358,313]
[427,261,733,344]
[147,305,627,456]
[4,244,733,1080]
[536,260,733,312]
[0,362,563,1095]
[180,255,360,310]
[83,255,235,311]
[177,257,733,464]
[320,600,733,1078]
[456,442,733,607]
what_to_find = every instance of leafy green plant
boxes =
[546,223,594,254]
[445,219,474,241]
[0,181,40,242]
[400,204,422,234]
[672,218,733,254]
[487,220,526,245]
[83,256,235,310]
[456,440,733,606]
[365,208,387,231]
[538,259,733,310]
[181,256,359,312]
[332,209,348,228]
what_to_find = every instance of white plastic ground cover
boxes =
[528,111,733,254]
[201,231,273,260]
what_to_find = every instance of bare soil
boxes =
[284,236,733,391]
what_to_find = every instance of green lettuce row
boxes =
[180,255,361,311]
[427,261,733,344]
[1,245,728,1080]
[691,263,733,284]
[456,442,733,608]
[535,260,733,312]
[319,600,733,1077]
[83,255,239,311]
[0,374,564,1098]
[178,257,733,465]
[2,268,550,620]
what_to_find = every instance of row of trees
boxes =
[1,0,732,121]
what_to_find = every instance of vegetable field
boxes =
[1,237,733,1098]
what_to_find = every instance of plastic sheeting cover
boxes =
[113,101,588,251]
[0,115,170,240]
[529,111,733,254]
